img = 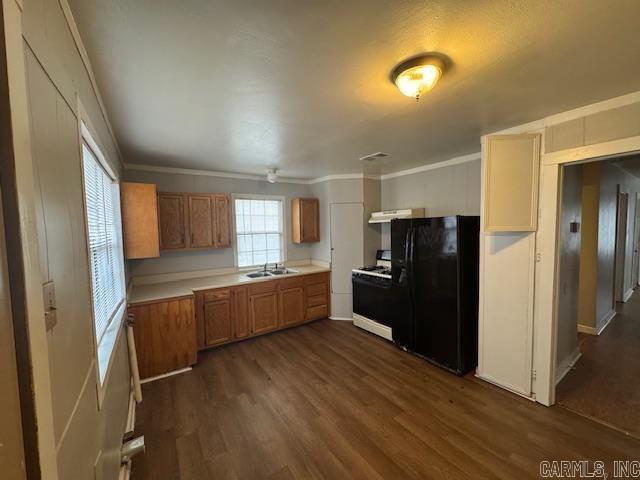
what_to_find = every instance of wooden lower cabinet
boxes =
[129,296,197,379]
[231,286,249,339]
[250,291,279,334]
[278,277,306,326]
[194,271,330,351]
[203,298,232,346]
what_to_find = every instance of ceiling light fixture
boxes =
[266,168,278,183]
[390,54,445,101]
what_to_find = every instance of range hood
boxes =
[368,208,425,224]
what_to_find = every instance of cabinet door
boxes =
[130,297,196,379]
[279,286,305,327]
[300,198,320,242]
[158,193,187,249]
[188,195,214,248]
[213,194,231,248]
[250,292,279,334]
[231,286,249,339]
[204,299,232,346]
[121,182,159,259]
[483,134,541,232]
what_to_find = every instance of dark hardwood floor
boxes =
[132,320,640,480]
[557,290,640,438]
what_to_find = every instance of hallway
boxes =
[557,290,640,438]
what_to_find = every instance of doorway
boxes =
[329,202,364,319]
[554,155,640,438]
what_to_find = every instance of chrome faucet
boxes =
[263,263,268,273]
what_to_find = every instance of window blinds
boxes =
[82,143,125,345]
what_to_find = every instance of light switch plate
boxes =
[43,280,57,330]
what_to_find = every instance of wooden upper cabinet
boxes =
[188,195,214,248]
[156,192,232,252]
[483,134,541,232]
[120,182,160,259]
[158,193,187,249]
[213,194,231,248]
[292,198,320,243]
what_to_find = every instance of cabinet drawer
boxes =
[306,304,328,320]
[248,281,277,295]
[306,294,327,308]
[202,288,230,302]
[304,272,329,286]
[306,282,327,297]
[278,276,304,289]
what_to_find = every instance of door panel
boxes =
[301,198,320,242]
[250,292,279,334]
[633,196,640,288]
[213,195,231,248]
[158,194,187,249]
[330,203,364,295]
[204,299,232,346]
[131,298,196,378]
[279,286,305,326]
[231,287,249,339]
[189,195,214,248]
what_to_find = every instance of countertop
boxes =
[128,264,331,305]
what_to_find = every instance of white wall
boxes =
[555,165,582,379]
[380,159,482,249]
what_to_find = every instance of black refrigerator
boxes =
[390,216,480,375]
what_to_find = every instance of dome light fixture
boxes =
[391,54,445,101]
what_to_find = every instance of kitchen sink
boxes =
[245,271,273,278]
[269,268,298,275]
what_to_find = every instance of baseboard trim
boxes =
[623,288,634,302]
[140,367,192,384]
[474,371,536,402]
[596,310,616,335]
[555,347,582,385]
[352,314,393,341]
[329,316,353,321]
[577,324,597,335]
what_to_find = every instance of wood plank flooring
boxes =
[557,290,640,438]
[132,320,640,480]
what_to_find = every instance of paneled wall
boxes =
[22,0,130,478]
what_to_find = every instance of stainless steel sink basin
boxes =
[245,271,273,278]
[269,268,298,275]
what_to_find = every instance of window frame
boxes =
[78,114,126,408]
[231,193,287,270]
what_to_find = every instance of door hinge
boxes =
[532,369,537,380]
[535,252,541,263]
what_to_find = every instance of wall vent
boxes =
[359,152,389,162]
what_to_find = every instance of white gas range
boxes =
[351,250,394,341]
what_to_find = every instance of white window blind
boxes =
[235,198,284,267]
[82,141,125,380]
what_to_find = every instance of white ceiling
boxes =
[69,0,640,179]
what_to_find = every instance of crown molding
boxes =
[124,163,311,184]
[379,152,481,180]
[125,152,483,186]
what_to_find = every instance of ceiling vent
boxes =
[359,152,389,162]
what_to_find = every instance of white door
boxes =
[330,203,364,319]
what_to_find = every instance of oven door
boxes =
[352,274,394,327]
